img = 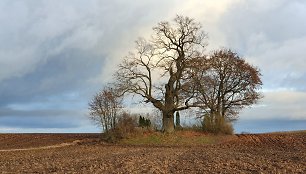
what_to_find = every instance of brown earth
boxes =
[0,133,100,150]
[0,131,305,173]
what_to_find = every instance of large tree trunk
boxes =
[162,79,176,133]
[162,111,175,133]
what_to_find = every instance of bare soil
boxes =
[0,131,305,173]
[0,133,100,150]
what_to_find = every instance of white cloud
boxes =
[213,0,306,92]
[240,90,306,120]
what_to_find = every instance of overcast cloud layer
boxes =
[0,0,305,133]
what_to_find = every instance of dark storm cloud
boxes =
[0,49,104,106]
[0,47,104,129]
[0,107,81,128]
[0,116,77,129]
[0,0,108,130]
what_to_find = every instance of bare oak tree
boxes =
[190,49,262,132]
[89,87,122,133]
[114,16,207,132]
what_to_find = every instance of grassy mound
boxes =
[119,130,237,146]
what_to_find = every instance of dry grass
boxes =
[120,130,237,146]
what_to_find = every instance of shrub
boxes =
[116,112,138,137]
[100,112,138,143]
[138,116,151,128]
[219,122,234,135]
[202,114,234,135]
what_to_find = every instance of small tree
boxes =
[139,115,151,127]
[175,111,181,128]
[190,49,262,133]
[145,117,151,127]
[139,116,144,127]
[88,86,122,133]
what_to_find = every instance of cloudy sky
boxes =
[0,0,305,133]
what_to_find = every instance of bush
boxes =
[219,122,234,135]
[116,112,138,137]
[202,114,234,135]
[101,112,139,143]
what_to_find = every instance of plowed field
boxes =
[0,131,305,173]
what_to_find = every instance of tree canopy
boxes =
[114,15,208,132]
[92,15,263,134]
[88,87,122,132]
[189,49,262,132]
